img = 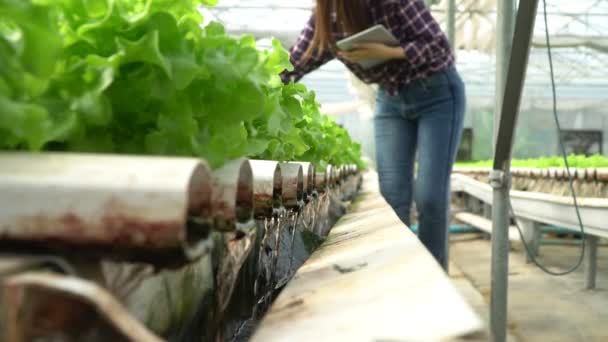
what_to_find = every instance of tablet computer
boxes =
[336,24,400,69]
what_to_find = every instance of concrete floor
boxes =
[449,233,608,342]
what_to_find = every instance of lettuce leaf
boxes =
[0,0,365,169]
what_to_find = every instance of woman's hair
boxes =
[305,0,371,58]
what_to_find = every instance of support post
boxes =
[482,203,493,240]
[494,0,517,146]
[585,235,598,290]
[517,218,541,263]
[468,196,482,215]
[447,0,456,47]
[489,170,510,342]
[491,1,539,342]
[483,203,493,220]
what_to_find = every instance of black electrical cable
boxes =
[509,0,587,276]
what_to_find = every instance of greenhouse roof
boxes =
[206,1,608,106]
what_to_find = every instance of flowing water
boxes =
[220,181,360,342]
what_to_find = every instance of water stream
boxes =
[221,182,357,342]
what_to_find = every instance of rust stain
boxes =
[101,214,182,247]
[215,201,233,216]
[237,180,253,206]
[188,181,212,217]
[59,214,85,231]
[3,275,164,341]
[254,193,273,202]
[6,197,183,249]
[254,194,274,217]
[3,284,95,340]
[212,184,237,220]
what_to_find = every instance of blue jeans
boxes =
[374,66,465,270]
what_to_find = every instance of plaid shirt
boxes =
[281,0,454,95]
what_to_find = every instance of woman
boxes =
[282,0,465,270]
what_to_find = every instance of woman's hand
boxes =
[337,43,405,63]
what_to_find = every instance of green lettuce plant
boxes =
[0,0,364,169]
[456,154,608,169]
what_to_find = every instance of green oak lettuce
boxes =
[0,0,364,169]
[456,155,608,169]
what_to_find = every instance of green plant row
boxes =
[456,154,608,169]
[0,0,364,170]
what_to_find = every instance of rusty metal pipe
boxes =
[327,165,337,187]
[0,255,76,278]
[335,165,344,184]
[1,272,163,342]
[249,160,282,218]
[342,165,349,179]
[211,159,254,232]
[597,169,608,182]
[291,162,315,200]
[314,171,328,194]
[0,153,213,266]
[279,163,304,210]
[344,165,352,177]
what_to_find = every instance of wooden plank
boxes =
[252,172,483,342]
